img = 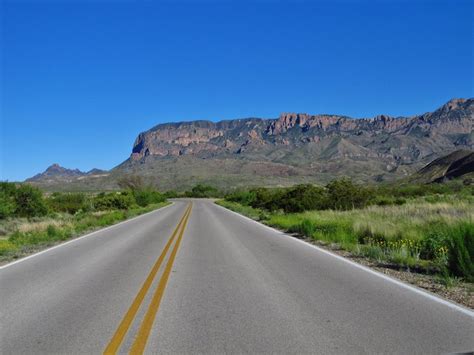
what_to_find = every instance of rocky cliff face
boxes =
[129,98,473,166]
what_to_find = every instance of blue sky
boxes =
[1,0,473,181]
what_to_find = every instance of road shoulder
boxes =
[214,201,474,312]
[0,202,173,268]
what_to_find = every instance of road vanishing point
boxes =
[1,200,473,354]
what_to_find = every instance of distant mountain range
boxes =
[26,164,108,184]
[26,98,473,191]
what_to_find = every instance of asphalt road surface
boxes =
[1,199,473,354]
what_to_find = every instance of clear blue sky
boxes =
[1,0,473,181]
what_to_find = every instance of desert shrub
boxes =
[229,181,372,212]
[185,184,220,198]
[47,193,91,214]
[249,188,286,211]
[0,182,18,219]
[420,226,448,260]
[326,178,372,210]
[0,190,16,219]
[164,190,179,198]
[279,184,328,213]
[0,181,17,195]
[13,184,48,217]
[225,190,256,206]
[132,188,166,207]
[93,192,135,210]
[116,175,167,207]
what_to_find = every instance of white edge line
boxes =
[214,202,474,318]
[0,202,175,270]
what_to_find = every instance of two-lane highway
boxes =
[1,200,473,354]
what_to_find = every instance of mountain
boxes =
[26,164,108,184]
[26,98,473,191]
[116,98,473,188]
[410,150,474,183]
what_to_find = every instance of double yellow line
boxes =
[104,203,192,354]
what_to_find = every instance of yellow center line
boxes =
[129,202,193,354]
[103,203,192,355]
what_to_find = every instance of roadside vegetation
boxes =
[0,180,169,261]
[217,179,474,284]
[161,184,222,199]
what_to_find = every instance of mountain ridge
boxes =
[25,98,473,191]
[26,164,108,183]
[129,98,472,163]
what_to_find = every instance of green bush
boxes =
[326,178,372,210]
[226,180,373,213]
[420,226,448,260]
[13,184,48,217]
[0,190,16,219]
[185,184,220,198]
[164,190,179,198]
[47,193,91,214]
[132,189,166,207]
[249,188,286,211]
[0,182,17,219]
[225,190,256,206]
[93,192,135,210]
[279,184,328,213]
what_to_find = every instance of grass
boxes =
[216,200,269,221]
[0,201,170,262]
[216,199,474,281]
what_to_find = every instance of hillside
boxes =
[410,150,474,183]
[27,98,473,190]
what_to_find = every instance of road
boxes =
[1,199,473,354]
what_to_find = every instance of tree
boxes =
[14,184,48,217]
